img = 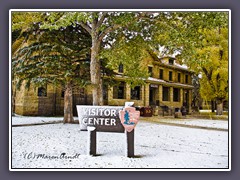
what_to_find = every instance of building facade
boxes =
[106,56,194,115]
[13,55,194,116]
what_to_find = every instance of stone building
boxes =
[107,55,194,115]
[13,84,93,116]
[13,54,194,116]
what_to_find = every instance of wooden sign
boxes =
[76,105,140,157]
[77,106,124,133]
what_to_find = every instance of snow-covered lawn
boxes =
[12,115,229,130]
[12,115,65,125]
[165,119,228,129]
[149,118,228,130]
[11,117,229,170]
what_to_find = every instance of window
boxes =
[113,82,125,99]
[169,58,174,65]
[162,86,170,101]
[38,87,47,97]
[61,89,65,98]
[118,63,123,73]
[159,69,163,79]
[185,74,189,84]
[148,66,153,77]
[178,73,181,82]
[131,86,141,100]
[169,71,173,81]
[173,88,180,102]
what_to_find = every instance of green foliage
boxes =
[12,23,92,89]
[147,12,229,107]
[169,12,229,102]
[101,35,149,87]
[12,12,45,31]
[41,12,76,30]
[40,12,158,87]
[12,11,229,106]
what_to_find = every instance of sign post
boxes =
[126,130,134,157]
[77,105,139,157]
[86,126,96,156]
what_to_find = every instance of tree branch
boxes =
[79,22,91,34]
[216,73,221,90]
[96,12,107,30]
[98,24,122,41]
[91,12,99,31]
[97,13,149,42]
[202,67,212,81]
[202,67,216,92]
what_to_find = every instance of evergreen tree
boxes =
[12,22,92,123]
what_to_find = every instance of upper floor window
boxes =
[148,66,153,77]
[169,58,174,65]
[185,74,189,84]
[38,87,47,97]
[169,71,173,81]
[118,63,123,73]
[178,73,181,83]
[159,69,163,79]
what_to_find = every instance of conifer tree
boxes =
[13,21,92,123]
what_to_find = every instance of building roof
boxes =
[114,75,194,89]
[147,77,194,89]
[148,51,194,73]
[153,59,194,73]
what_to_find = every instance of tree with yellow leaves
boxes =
[175,12,229,115]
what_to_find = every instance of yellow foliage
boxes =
[196,27,228,101]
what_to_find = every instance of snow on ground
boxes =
[12,115,229,130]
[12,115,66,125]
[155,119,228,130]
[11,117,229,169]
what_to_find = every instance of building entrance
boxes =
[149,84,159,106]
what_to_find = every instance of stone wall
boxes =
[15,84,39,116]
[14,83,92,116]
[14,84,27,115]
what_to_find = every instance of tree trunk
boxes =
[90,36,103,106]
[211,100,215,113]
[63,82,74,123]
[216,99,223,115]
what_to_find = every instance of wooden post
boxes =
[126,129,134,157]
[87,126,97,156]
